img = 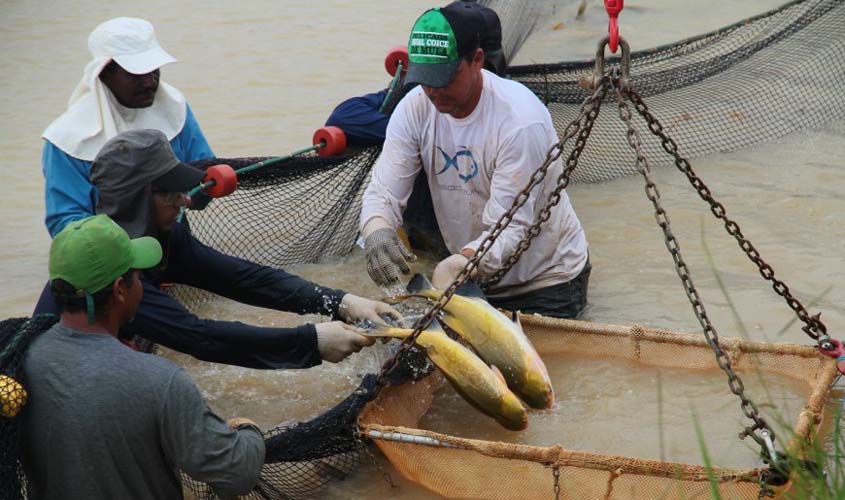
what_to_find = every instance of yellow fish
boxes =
[402,274,554,410]
[368,322,528,431]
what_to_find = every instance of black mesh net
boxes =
[182,348,432,500]
[172,147,381,307]
[4,1,844,499]
[0,315,58,500]
[180,374,379,500]
[509,0,845,183]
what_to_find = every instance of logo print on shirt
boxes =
[435,146,479,182]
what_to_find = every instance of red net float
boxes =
[202,164,238,198]
[313,126,347,157]
[384,45,409,77]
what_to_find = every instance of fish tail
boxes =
[407,273,436,293]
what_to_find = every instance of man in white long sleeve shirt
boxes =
[360,2,591,318]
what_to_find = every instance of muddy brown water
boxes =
[2,1,843,498]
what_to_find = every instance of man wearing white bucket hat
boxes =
[41,17,214,237]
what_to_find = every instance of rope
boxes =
[186,144,322,199]
[379,61,404,114]
[177,143,325,223]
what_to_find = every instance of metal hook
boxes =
[761,430,780,469]
[580,36,631,92]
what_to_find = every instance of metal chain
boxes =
[552,465,561,500]
[626,90,829,346]
[484,77,611,288]
[372,78,613,388]
[613,77,776,450]
[357,432,397,488]
[758,482,776,499]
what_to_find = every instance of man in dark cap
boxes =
[325,1,507,147]
[360,2,591,319]
[326,1,508,259]
[459,0,507,75]
[35,129,401,369]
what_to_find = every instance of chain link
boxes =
[613,77,775,451]
[373,78,612,388]
[358,433,397,489]
[758,482,776,499]
[626,90,829,345]
[371,41,821,493]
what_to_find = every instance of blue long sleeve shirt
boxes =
[43,103,214,237]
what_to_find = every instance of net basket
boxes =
[6,2,841,499]
[359,315,837,499]
[506,0,845,183]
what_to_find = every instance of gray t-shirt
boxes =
[21,323,265,500]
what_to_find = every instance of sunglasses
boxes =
[152,191,190,208]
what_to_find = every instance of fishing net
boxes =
[179,347,433,500]
[360,315,838,499]
[170,1,843,497]
[177,0,845,283]
[0,315,58,500]
[476,0,583,66]
[172,146,380,307]
[4,1,843,498]
[0,312,431,500]
[507,0,845,183]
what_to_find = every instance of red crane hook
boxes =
[605,0,624,53]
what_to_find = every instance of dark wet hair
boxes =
[51,269,137,317]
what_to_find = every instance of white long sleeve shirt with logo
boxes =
[361,70,589,297]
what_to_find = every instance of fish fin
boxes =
[427,317,444,333]
[513,311,523,330]
[407,273,436,293]
[408,316,444,334]
[455,280,487,300]
[438,317,461,340]
[368,323,445,339]
[490,365,509,390]
[364,327,411,340]
[382,294,412,305]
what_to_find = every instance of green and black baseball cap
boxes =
[405,3,484,88]
[49,214,162,319]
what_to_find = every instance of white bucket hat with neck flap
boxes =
[42,17,187,162]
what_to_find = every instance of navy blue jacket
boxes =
[325,90,389,145]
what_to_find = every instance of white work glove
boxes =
[362,218,414,286]
[431,253,473,290]
[314,321,375,363]
[338,294,404,326]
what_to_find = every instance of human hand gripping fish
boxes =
[389,274,555,410]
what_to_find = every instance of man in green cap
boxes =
[21,214,265,499]
[360,2,591,319]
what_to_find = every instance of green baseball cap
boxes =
[406,4,484,88]
[49,214,162,295]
